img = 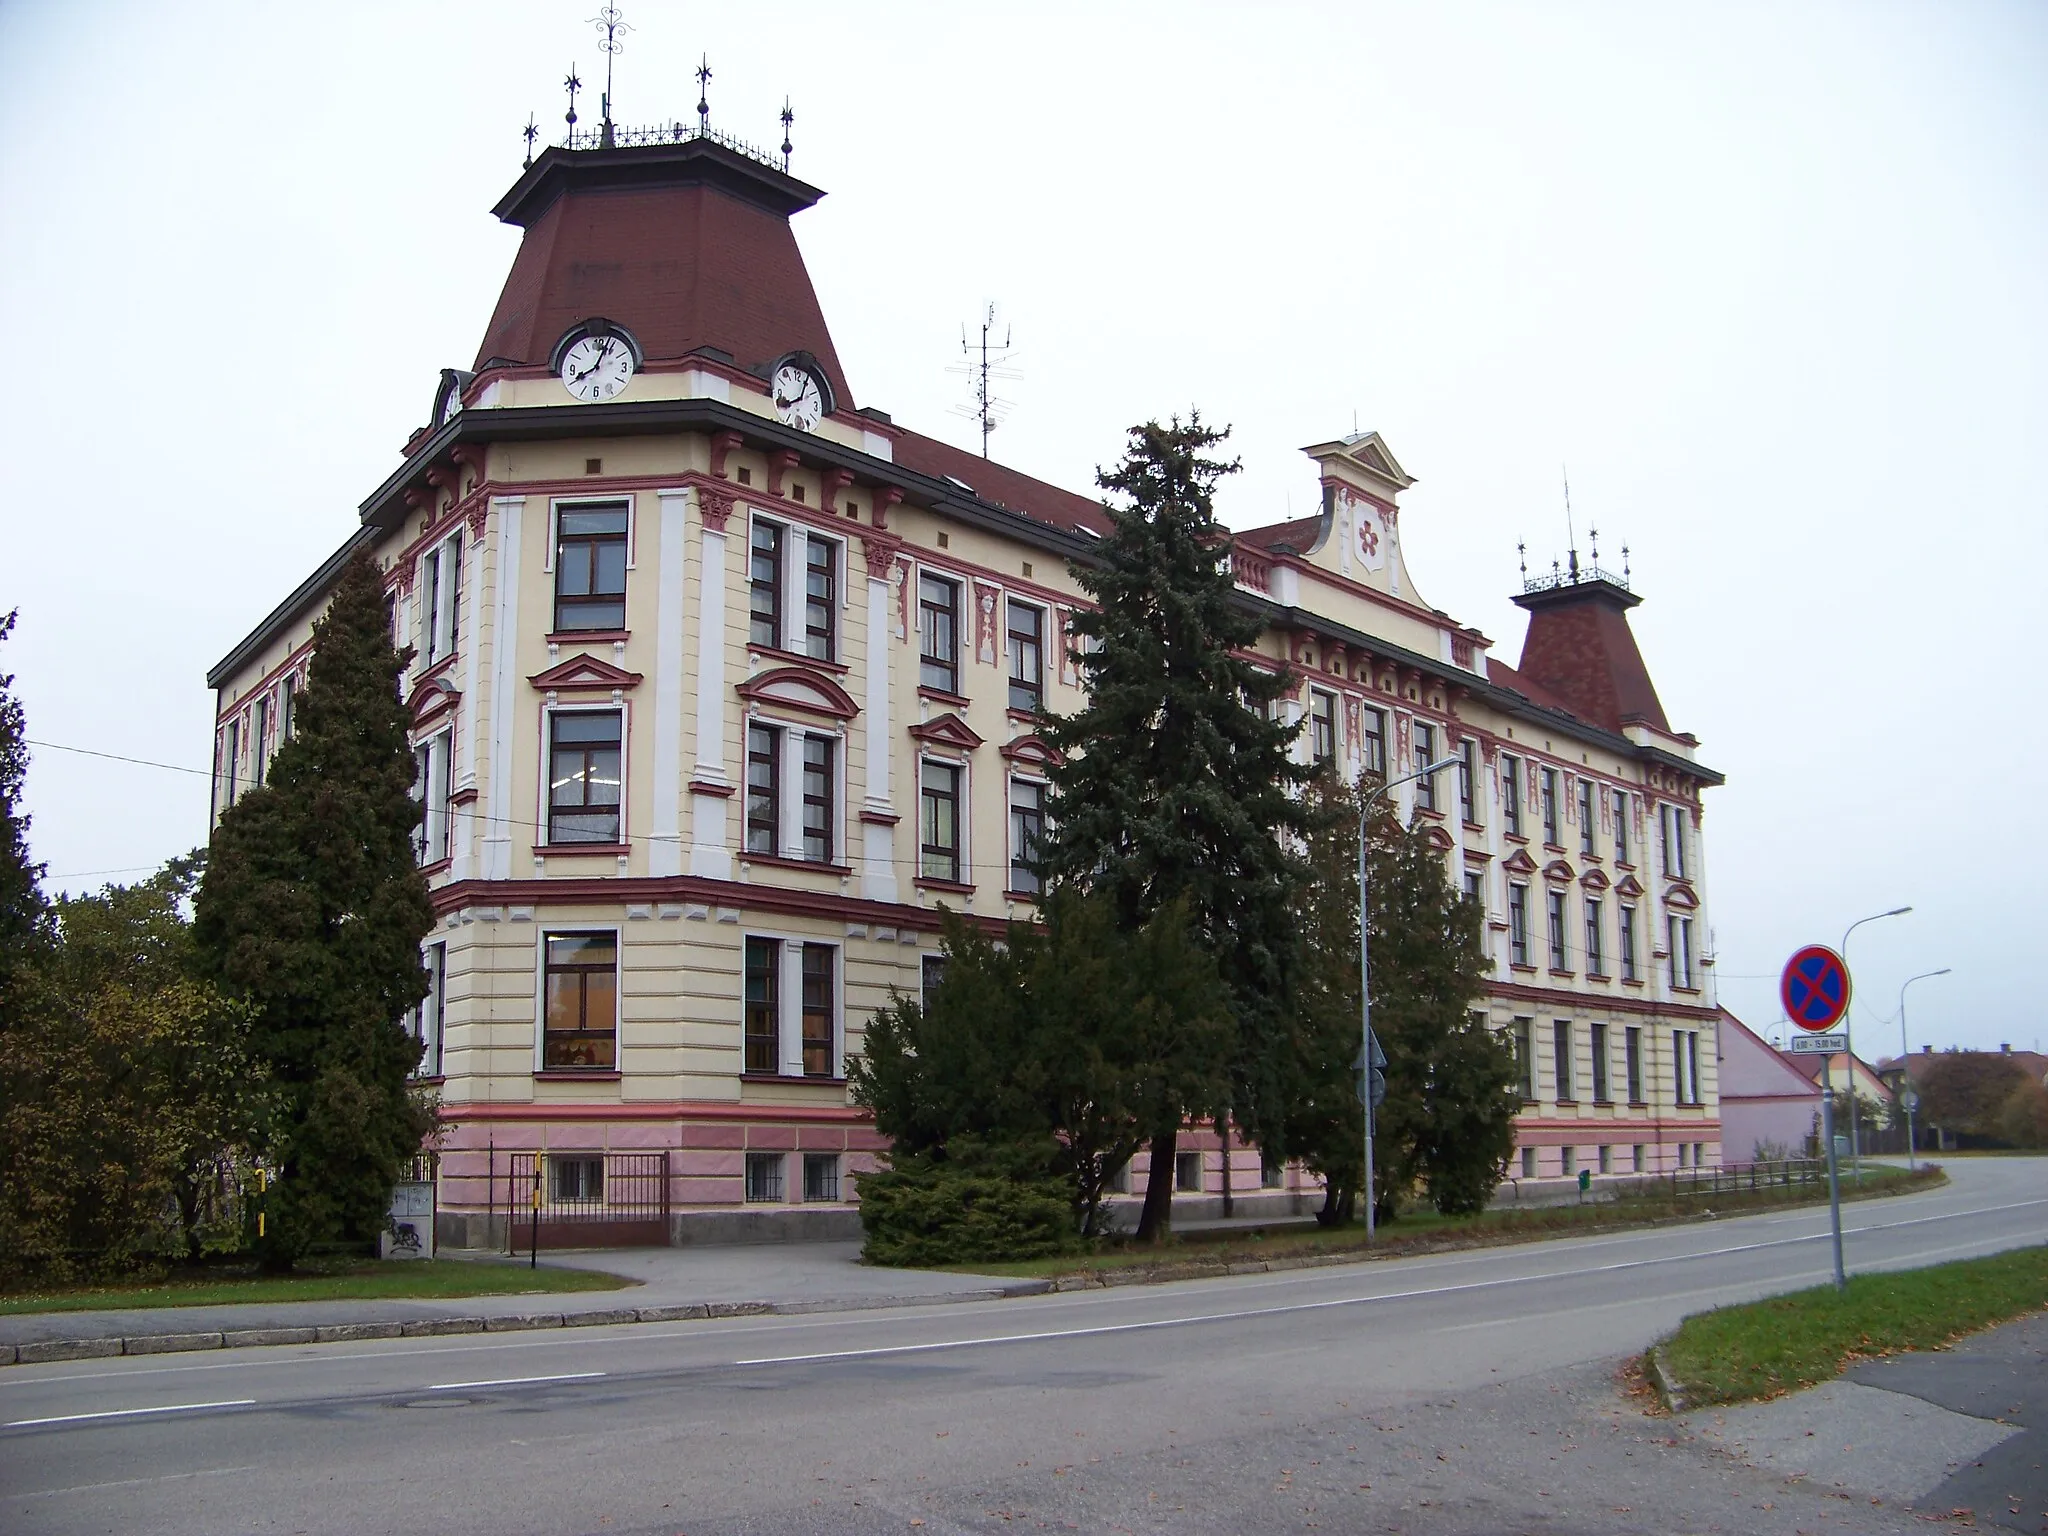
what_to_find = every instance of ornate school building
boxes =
[207,124,1723,1245]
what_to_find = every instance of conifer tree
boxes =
[193,554,434,1268]
[1038,415,1313,1240]
[0,610,50,1012]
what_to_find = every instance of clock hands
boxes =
[570,339,618,386]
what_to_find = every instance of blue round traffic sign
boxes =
[1781,945,1851,1031]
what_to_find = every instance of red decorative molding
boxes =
[908,712,985,751]
[1419,824,1455,853]
[743,853,854,877]
[1542,859,1576,883]
[915,686,970,709]
[465,498,490,539]
[531,842,632,857]
[449,786,480,806]
[528,654,644,693]
[1613,873,1645,898]
[689,779,736,798]
[862,532,903,579]
[821,467,855,515]
[1501,847,1539,876]
[1580,867,1611,892]
[709,430,744,480]
[872,485,903,531]
[735,665,860,721]
[858,808,901,825]
[1451,635,1475,668]
[998,733,1062,770]
[973,580,1001,666]
[544,629,630,647]
[699,487,735,534]
[914,877,976,895]
[767,449,800,498]
[451,443,486,497]
[410,677,460,727]
[1663,882,1700,911]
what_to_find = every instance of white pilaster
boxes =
[779,939,805,1079]
[689,499,733,879]
[862,566,898,902]
[481,496,525,881]
[452,517,484,879]
[649,488,690,877]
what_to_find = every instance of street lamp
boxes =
[1838,906,1910,1179]
[1896,968,1950,1171]
[1359,752,1464,1242]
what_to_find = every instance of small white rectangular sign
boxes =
[1788,1033,1848,1054]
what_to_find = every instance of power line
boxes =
[26,738,214,778]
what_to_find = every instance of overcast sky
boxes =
[3,1,2042,1057]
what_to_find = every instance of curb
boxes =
[0,1281,1056,1368]
[1643,1344,1691,1414]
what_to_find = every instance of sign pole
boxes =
[1782,944,1853,1295]
[1820,1058,1846,1292]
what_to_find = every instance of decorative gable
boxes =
[1579,866,1611,893]
[1542,858,1576,883]
[411,676,460,727]
[1664,882,1700,911]
[735,665,859,721]
[999,733,1062,771]
[528,654,644,693]
[1613,873,1645,899]
[1501,847,1539,876]
[908,712,984,752]
[1418,824,1455,853]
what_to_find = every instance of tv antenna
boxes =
[948,303,1020,459]
[1562,464,1580,581]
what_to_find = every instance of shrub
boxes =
[858,1138,1083,1268]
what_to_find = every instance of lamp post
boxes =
[1359,752,1464,1242]
[1896,968,1949,1170]
[1838,906,1910,1180]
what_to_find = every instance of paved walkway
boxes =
[0,1241,1035,1353]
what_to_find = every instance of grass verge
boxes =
[0,1258,638,1315]
[942,1163,1945,1281]
[1657,1244,2048,1408]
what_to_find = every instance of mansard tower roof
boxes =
[1509,572,1671,735]
[475,137,854,411]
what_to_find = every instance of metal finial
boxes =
[696,55,712,130]
[523,113,538,168]
[590,6,630,148]
[780,97,793,170]
[1517,540,1526,580]
[564,66,582,140]
[1622,543,1631,581]
[1589,524,1599,563]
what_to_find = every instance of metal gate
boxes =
[504,1151,671,1250]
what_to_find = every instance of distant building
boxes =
[1716,1010,1820,1161]
[1876,1045,2048,1096]
[205,126,1727,1245]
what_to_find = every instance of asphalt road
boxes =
[4,1159,2042,1536]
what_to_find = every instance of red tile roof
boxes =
[891,429,1114,539]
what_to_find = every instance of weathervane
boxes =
[591,6,631,148]
[523,113,538,168]
[780,97,794,170]
[696,55,713,131]
[564,66,582,142]
[1517,540,1527,583]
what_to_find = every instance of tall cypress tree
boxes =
[193,554,434,1268]
[1039,415,1313,1240]
[0,610,50,1012]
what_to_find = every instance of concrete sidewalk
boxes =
[0,1241,1044,1363]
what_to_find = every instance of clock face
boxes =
[772,363,824,430]
[437,382,464,425]
[560,334,635,402]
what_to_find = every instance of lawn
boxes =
[0,1257,638,1315]
[946,1163,1944,1281]
[1657,1244,2048,1407]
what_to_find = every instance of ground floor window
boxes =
[745,936,839,1078]
[1561,1146,1576,1177]
[1175,1151,1203,1192]
[745,1151,785,1203]
[1632,1144,1646,1173]
[542,931,617,1070]
[550,1155,603,1203]
[1261,1154,1284,1190]
[1598,1145,1612,1174]
[1521,1146,1536,1178]
[744,937,779,1074]
[803,1153,841,1202]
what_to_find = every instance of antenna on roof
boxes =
[591,5,631,149]
[947,303,1021,459]
[696,55,713,132]
[780,97,794,170]
[564,65,583,144]
[1562,464,1579,582]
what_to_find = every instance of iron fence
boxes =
[503,1151,670,1251]
[1665,1157,1827,1199]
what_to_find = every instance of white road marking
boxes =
[5,1398,254,1429]
[14,1465,256,1499]
[427,1371,605,1391]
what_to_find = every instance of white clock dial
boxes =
[772,364,824,430]
[438,383,464,425]
[560,334,635,402]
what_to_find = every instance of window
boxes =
[409,941,446,1078]
[801,943,834,1077]
[1625,1026,1643,1103]
[1675,1142,1688,1169]
[1541,767,1560,844]
[1562,1146,1576,1177]
[1619,904,1638,981]
[251,697,270,789]
[1508,884,1530,966]
[223,719,240,807]
[1501,754,1522,835]
[1521,1146,1537,1179]
[280,676,295,742]
[413,729,452,864]
[554,504,628,631]
[801,734,836,863]
[744,1151,785,1203]
[749,519,783,648]
[1107,1160,1132,1195]
[548,711,622,844]
[1462,869,1483,908]
[1458,739,1479,824]
[920,759,962,882]
[542,931,617,1070]
[1590,1021,1609,1103]
[422,531,463,664]
[921,952,948,1001]
[1584,897,1604,975]
[1007,600,1044,712]
[1632,1143,1646,1173]
[1413,722,1439,811]
[802,1152,841,1202]
[1598,1144,1612,1175]
[551,1156,604,1203]
[1672,1029,1692,1104]
[1613,789,1630,864]
[1360,707,1386,779]
[1669,915,1695,990]
[1553,1019,1574,1101]
[1662,803,1689,879]
[1546,888,1569,971]
[1577,780,1595,856]
[744,937,780,1074]
[1010,777,1045,895]
[1175,1151,1203,1193]
[746,723,780,855]
[918,573,960,692]
[1510,1017,1535,1099]
[1260,1154,1284,1190]
[1309,689,1337,765]
[1688,1035,1701,1106]
[804,535,836,661]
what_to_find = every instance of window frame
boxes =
[1510,1017,1535,1101]
[1508,882,1531,967]
[1613,788,1630,864]
[1501,753,1522,835]
[421,529,464,666]
[918,571,961,694]
[544,705,625,847]
[1546,887,1570,972]
[551,500,631,633]
[1006,597,1045,713]
[1583,895,1604,976]
[745,720,781,856]
[800,732,836,864]
[919,756,964,884]
[413,726,453,865]
[803,530,838,662]
[1669,914,1695,990]
[409,940,447,1078]
[1552,1018,1574,1102]
[1308,688,1337,767]
[1619,904,1638,981]
[1457,738,1479,824]
[744,935,782,1075]
[1009,773,1046,896]
[1577,780,1595,856]
[744,932,843,1078]
[744,1150,785,1203]
[1360,706,1387,780]
[1624,1025,1644,1103]
[802,1151,842,1202]
[749,516,785,650]
[1662,803,1689,879]
[1589,1020,1609,1104]
[1541,766,1560,845]
[537,928,620,1073]
[1413,722,1439,811]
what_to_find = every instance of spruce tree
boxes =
[1039,415,1313,1240]
[0,610,50,1012]
[193,554,434,1268]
